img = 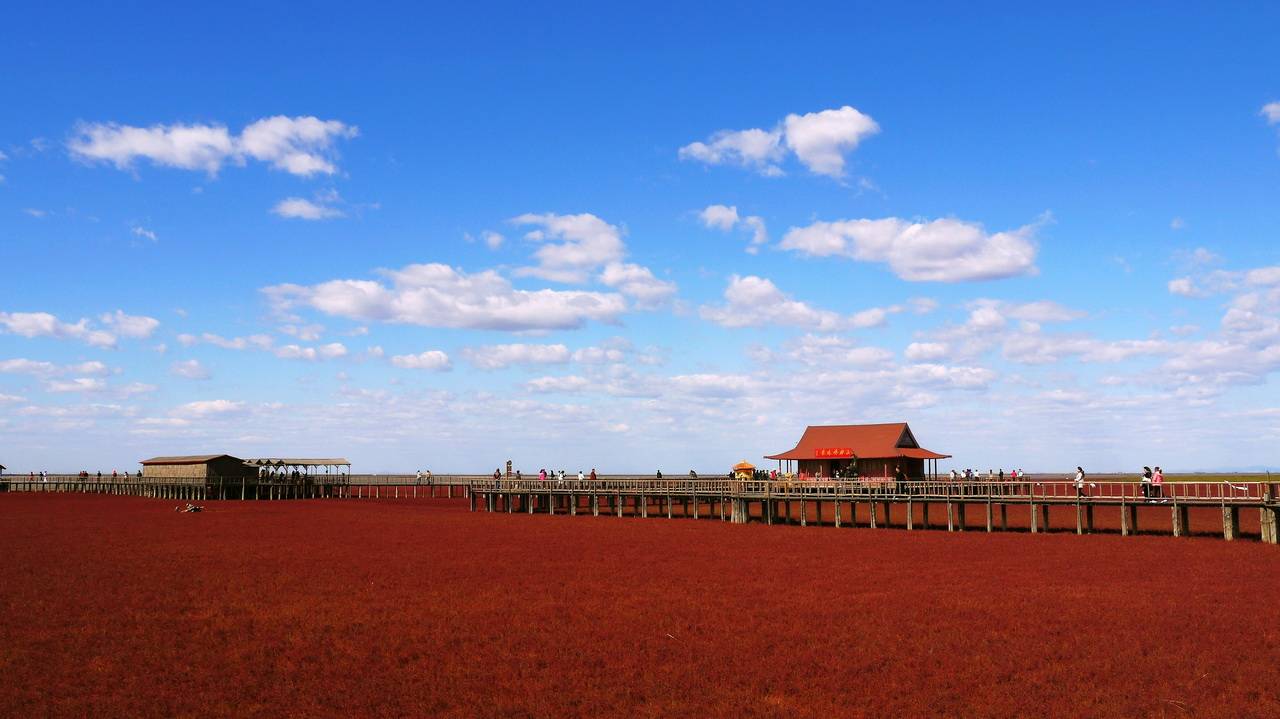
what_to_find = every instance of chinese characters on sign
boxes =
[813,448,854,458]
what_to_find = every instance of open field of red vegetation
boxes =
[2,494,1279,718]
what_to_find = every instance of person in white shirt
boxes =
[577,470,584,482]
[1073,466,1087,498]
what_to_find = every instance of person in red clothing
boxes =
[589,468,597,481]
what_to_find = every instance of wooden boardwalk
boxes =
[5,474,1278,543]
[469,478,1280,544]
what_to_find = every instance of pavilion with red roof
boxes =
[764,422,949,480]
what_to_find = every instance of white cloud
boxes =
[782,106,880,178]
[23,208,48,218]
[0,311,116,347]
[461,343,571,370]
[510,212,626,283]
[67,115,357,177]
[389,350,452,371]
[131,225,158,242]
[780,216,1040,282]
[45,377,107,393]
[0,358,57,375]
[905,342,950,361]
[1263,102,1280,125]
[679,105,879,178]
[0,392,25,403]
[482,231,504,249]
[172,399,246,417]
[180,332,274,351]
[272,196,343,220]
[100,310,160,339]
[525,375,591,393]
[264,262,629,332]
[279,323,324,341]
[698,204,768,253]
[170,359,210,380]
[699,275,894,331]
[275,342,347,361]
[678,128,785,175]
[1168,277,1203,297]
[598,262,676,308]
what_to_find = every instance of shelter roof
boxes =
[764,423,950,461]
[140,454,243,465]
[732,460,755,470]
[244,457,351,467]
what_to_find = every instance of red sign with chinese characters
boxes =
[813,447,854,458]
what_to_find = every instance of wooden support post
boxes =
[946,502,955,532]
[1222,506,1240,541]
[957,503,967,532]
[616,494,623,517]
[1261,507,1278,544]
[816,500,823,526]
[834,499,842,527]
[642,496,649,518]
[869,501,878,529]
[1086,505,1094,533]
[905,499,912,530]
[1121,503,1136,536]
[985,501,993,532]
[921,502,929,529]
[882,502,891,529]
[693,494,700,520]
[1076,502,1084,535]
[666,495,672,519]
[799,498,807,526]
[784,499,791,525]
[569,494,576,516]
[1030,502,1039,533]
[1172,504,1189,537]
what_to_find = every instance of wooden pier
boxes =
[5,474,1278,543]
[469,478,1280,544]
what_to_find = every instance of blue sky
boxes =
[3,2,1280,473]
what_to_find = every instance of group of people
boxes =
[1139,466,1167,502]
[948,468,1026,482]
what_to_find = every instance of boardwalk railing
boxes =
[469,478,1280,544]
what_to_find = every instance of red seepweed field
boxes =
[2,494,1279,718]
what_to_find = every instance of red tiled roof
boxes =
[764,423,950,461]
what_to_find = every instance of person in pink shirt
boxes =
[1152,466,1165,502]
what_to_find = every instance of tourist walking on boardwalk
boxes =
[655,469,662,479]
[539,468,547,481]
[1073,466,1087,498]
[493,468,501,490]
[1141,466,1153,501]
[415,470,423,484]
[589,468,597,481]
[1152,466,1165,501]
[577,469,584,482]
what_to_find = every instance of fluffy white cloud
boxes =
[780,216,1040,282]
[389,350,452,371]
[678,128,785,175]
[1264,102,1280,124]
[461,343,570,370]
[45,377,107,393]
[782,106,880,178]
[170,359,210,379]
[679,105,879,178]
[1,359,110,378]
[68,116,357,177]
[172,399,246,417]
[275,342,347,361]
[265,262,629,332]
[700,275,895,331]
[100,310,160,339]
[272,196,343,220]
[178,332,274,351]
[131,225,158,242]
[905,342,950,361]
[0,311,116,347]
[510,212,627,283]
[525,375,591,393]
[1168,277,1202,297]
[598,262,676,308]
[698,204,768,253]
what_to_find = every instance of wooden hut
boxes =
[765,423,949,480]
[139,454,256,481]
